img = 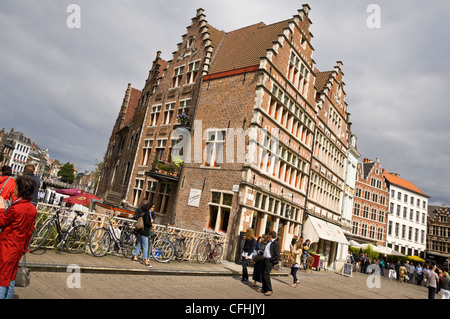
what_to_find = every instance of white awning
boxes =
[303,216,349,245]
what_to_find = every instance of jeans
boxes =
[241,258,250,281]
[133,235,149,260]
[428,287,437,299]
[0,281,15,299]
[291,266,299,283]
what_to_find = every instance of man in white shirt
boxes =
[258,230,280,296]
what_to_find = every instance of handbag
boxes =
[15,254,31,288]
[135,216,144,230]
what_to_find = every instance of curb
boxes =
[26,262,289,277]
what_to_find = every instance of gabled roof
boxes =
[384,172,428,197]
[209,19,292,75]
[314,71,333,92]
[122,87,142,127]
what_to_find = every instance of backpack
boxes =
[0,177,13,211]
[135,215,144,230]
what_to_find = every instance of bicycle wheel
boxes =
[196,241,210,264]
[120,231,137,258]
[174,240,186,262]
[211,244,224,263]
[29,221,54,253]
[65,225,89,253]
[151,239,175,262]
[89,227,111,257]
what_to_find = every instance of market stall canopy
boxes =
[303,216,349,245]
[62,193,101,206]
[349,239,362,248]
[360,243,405,256]
[55,188,84,196]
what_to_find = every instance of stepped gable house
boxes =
[98,5,352,264]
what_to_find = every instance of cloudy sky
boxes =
[1,0,449,205]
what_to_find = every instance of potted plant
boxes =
[176,114,189,126]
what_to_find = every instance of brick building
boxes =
[351,158,389,246]
[98,5,352,263]
[426,205,450,266]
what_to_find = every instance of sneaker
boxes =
[132,256,139,263]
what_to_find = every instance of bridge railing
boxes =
[31,203,227,263]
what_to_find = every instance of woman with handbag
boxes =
[131,202,153,267]
[241,228,256,283]
[289,241,302,287]
[251,234,268,287]
[0,176,37,299]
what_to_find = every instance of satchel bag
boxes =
[15,254,31,288]
[135,216,144,230]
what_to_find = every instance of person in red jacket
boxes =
[0,175,37,299]
[0,165,16,202]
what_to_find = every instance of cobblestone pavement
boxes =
[14,250,433,301]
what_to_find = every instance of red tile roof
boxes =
[384,172,428,197]
[209,20,291,75]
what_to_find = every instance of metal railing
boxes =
[31,203,227,262]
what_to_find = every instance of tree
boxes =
[58,162,75,183]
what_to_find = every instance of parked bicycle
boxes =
[89,216,137,258]
[196,232,224,264]
[151,224,186,263]
[29,209,89,254]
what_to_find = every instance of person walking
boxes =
[395,259,401,281]
[416,264,423,286]
[439,271,450,299]
[399,262,407,283]
[0,176,37,299]
[380,259,385,277]
[408,261,415,284]
[258,230,280,296]
[241,228,256,283]
[301,239,311,270]
[426,264,439,299]
[23,164,40,207]
[251,234,268,287]
[289,240,302,287]
[131,202,153,267]
[388,261,396,281]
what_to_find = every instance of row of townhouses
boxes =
[97,5,449,269]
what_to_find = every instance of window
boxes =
[209,191,233,233]
[142,139,153,165]
[145,180,157,203]
[156,139,167,161]
[388,221,392,235]
[132,179,144,206]
[157,183,172,215]
[178,99,191,116]
[352,221,359,235]
[186,61,200,84]
[353,203,360,216]
[361,224,368,237]
[173,66,185,87]
[164,102,175,125]
[204,130,225,167]
[150,105,161,126]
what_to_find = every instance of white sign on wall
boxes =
[188,189,202,207]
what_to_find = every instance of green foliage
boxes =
[57,162,75,183]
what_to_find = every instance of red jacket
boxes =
[0,199,37,286]
[0,176,16,202]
